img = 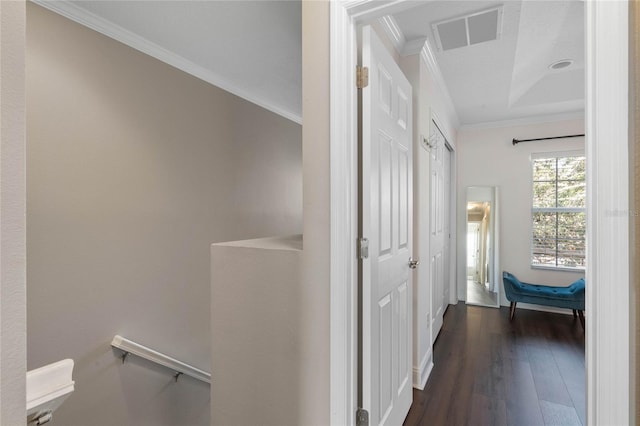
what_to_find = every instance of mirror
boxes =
[466,186,499,308]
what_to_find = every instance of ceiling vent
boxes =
[432,6,503,52]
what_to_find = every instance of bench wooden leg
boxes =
[509,302,517,320]
[578,310,585,330]
[572,309,577,318]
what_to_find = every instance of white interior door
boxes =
[361,25,413,426]
[429,123,447,343]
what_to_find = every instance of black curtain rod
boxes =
[512,134,585,145]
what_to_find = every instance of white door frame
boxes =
[585,1,631,425]
[329,3,417,424]
[330,1,632,425]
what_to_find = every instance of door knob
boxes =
[408,258,419,269]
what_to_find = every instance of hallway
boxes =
[405,304,585,426]
[466,280,499,307]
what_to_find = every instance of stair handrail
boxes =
[111,335,211,384]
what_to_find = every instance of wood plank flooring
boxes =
[404,303,585,426]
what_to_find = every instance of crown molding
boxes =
[31,0,302,124]
[420,40,461,129]
[377,14,460,128]
[378,15,405,55]
[458,110,585,131]
[346,0,418,21]
[378,14,427,56]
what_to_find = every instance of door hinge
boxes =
[357,66,369,89]
[358,237,369,259]
[356,408,369,426]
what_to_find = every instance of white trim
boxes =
[378,15,404,54]
[331,3,417,425]
[586,1,630,425]
[447,127,459,306]
[412,349,433,391]
[449,148,459,306]
[344,0,417,22]
[531,265,586,273]
[420,41,461,129]
[530,149,585,160]
[459,111,585,131]
[530,151,586,271]
[31,0,302,125]
[377,14,426,57]
[330,3,358,425]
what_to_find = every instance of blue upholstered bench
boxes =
[502,271,585,329]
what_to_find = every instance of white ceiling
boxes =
[36,0,302,123]
[391,0,585,125]
[36,0,584,127]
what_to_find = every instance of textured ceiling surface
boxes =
[52,0,582,126]
[393,0,585,125]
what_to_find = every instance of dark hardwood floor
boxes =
[404,303,585,426]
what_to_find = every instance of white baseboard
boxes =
[413,349,434,390]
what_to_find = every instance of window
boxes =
[531,151,585,269]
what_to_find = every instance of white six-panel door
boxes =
[361,26,413,426]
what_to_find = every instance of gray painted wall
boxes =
[211,236,302,425]
[0,1,27,424]
[26,4,302,425]
[300,2,331,424]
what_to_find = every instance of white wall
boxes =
[26,4,302,425]
[456,118,585,306]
